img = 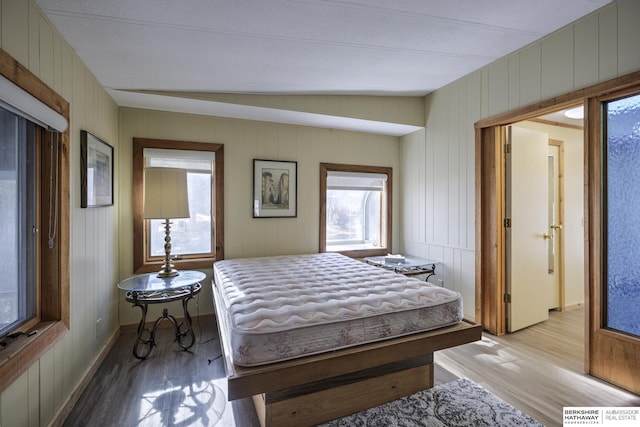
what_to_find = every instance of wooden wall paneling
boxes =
[450,248,459,291]
[54,339,72,421]
[28,363,39,425]
[2,373,28,426]
[519,43,542,107]
[448,83,461,248]
[598,4,618,81]
[38,15,54,87]
[508,53,521,111]
[541,26,574,99]
[466,72,482,251]
[28,2,39,73]
[40,350,55,424]
[442,247,454,291]
[424,124,434,244]
[488,57,509,117]
[461,250,475,320]
[574,14,599,88]
[432,90,449,246]
[617,0,640,75]
[399,130,417,247]
[457,82,469,249]
[1,0,29,66]
[52,32,61,94]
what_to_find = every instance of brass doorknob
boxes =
[543,233,553,240]
[550,224,563,230]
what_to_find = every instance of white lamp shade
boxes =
[143,167,190,219]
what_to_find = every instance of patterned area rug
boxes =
[318,378,543,426]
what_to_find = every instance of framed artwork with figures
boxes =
[253,159,297,218]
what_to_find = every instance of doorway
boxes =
[475,70,640,395]
[506,121,581,332]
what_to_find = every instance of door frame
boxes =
[549,139,565,310]
[475,70,640,389]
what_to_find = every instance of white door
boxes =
[506,126,552,332]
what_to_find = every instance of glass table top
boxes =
[117,270,206,292]
[364,255,438,269]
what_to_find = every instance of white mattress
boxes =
[213,253,463,367]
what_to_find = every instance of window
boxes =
[0,108,36,336]
[320,163,392,257]
[603,91,640,337]
[0,49,69,394]
[133,138,224,273]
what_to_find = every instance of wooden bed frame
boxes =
[213,288,482,426]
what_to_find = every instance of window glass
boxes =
[605,92,640,337]
[0,107,36,335]
[325,170,388,252]
[326,190,381,248]
[144,148,214,258]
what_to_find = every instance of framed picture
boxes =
[81,130,114,208]
[253,159,297,218]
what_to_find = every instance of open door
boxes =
[506,126,552,332]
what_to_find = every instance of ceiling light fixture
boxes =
[564,106,584,120]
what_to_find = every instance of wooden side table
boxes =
[117,270,206,359]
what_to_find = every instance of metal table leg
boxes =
[175,287,197,350]
[132,294,154,359]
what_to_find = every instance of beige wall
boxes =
[0,1,120,426]
[400,0,640,321]
[117,108,402,325]
[3,0,638,423]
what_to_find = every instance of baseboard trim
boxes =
[564,302,584,311]
[47,327,121,427]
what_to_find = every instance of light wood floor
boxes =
[435,308,640,426]
[63,308,640,426]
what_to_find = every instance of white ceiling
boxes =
[35,0,610,135]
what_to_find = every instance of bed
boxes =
[212,253,481,426]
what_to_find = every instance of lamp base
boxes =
[157,268,179,278]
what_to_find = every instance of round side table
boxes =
[117,270,206,359]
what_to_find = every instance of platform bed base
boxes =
[252,355,434,427]
[215,320,480,427]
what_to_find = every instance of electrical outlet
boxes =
[95,318,101,337]
[438,279,444,287]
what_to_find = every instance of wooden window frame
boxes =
[0,49,70,394]
[133,138,225,273]
[319,163,392,258]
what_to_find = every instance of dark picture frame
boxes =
[81,130,114,208]
[253,159,297,218]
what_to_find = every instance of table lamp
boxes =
[143,167,190,278]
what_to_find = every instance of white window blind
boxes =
[326,171,387,191]
[0,74,67,132]
[144,148,214,171]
